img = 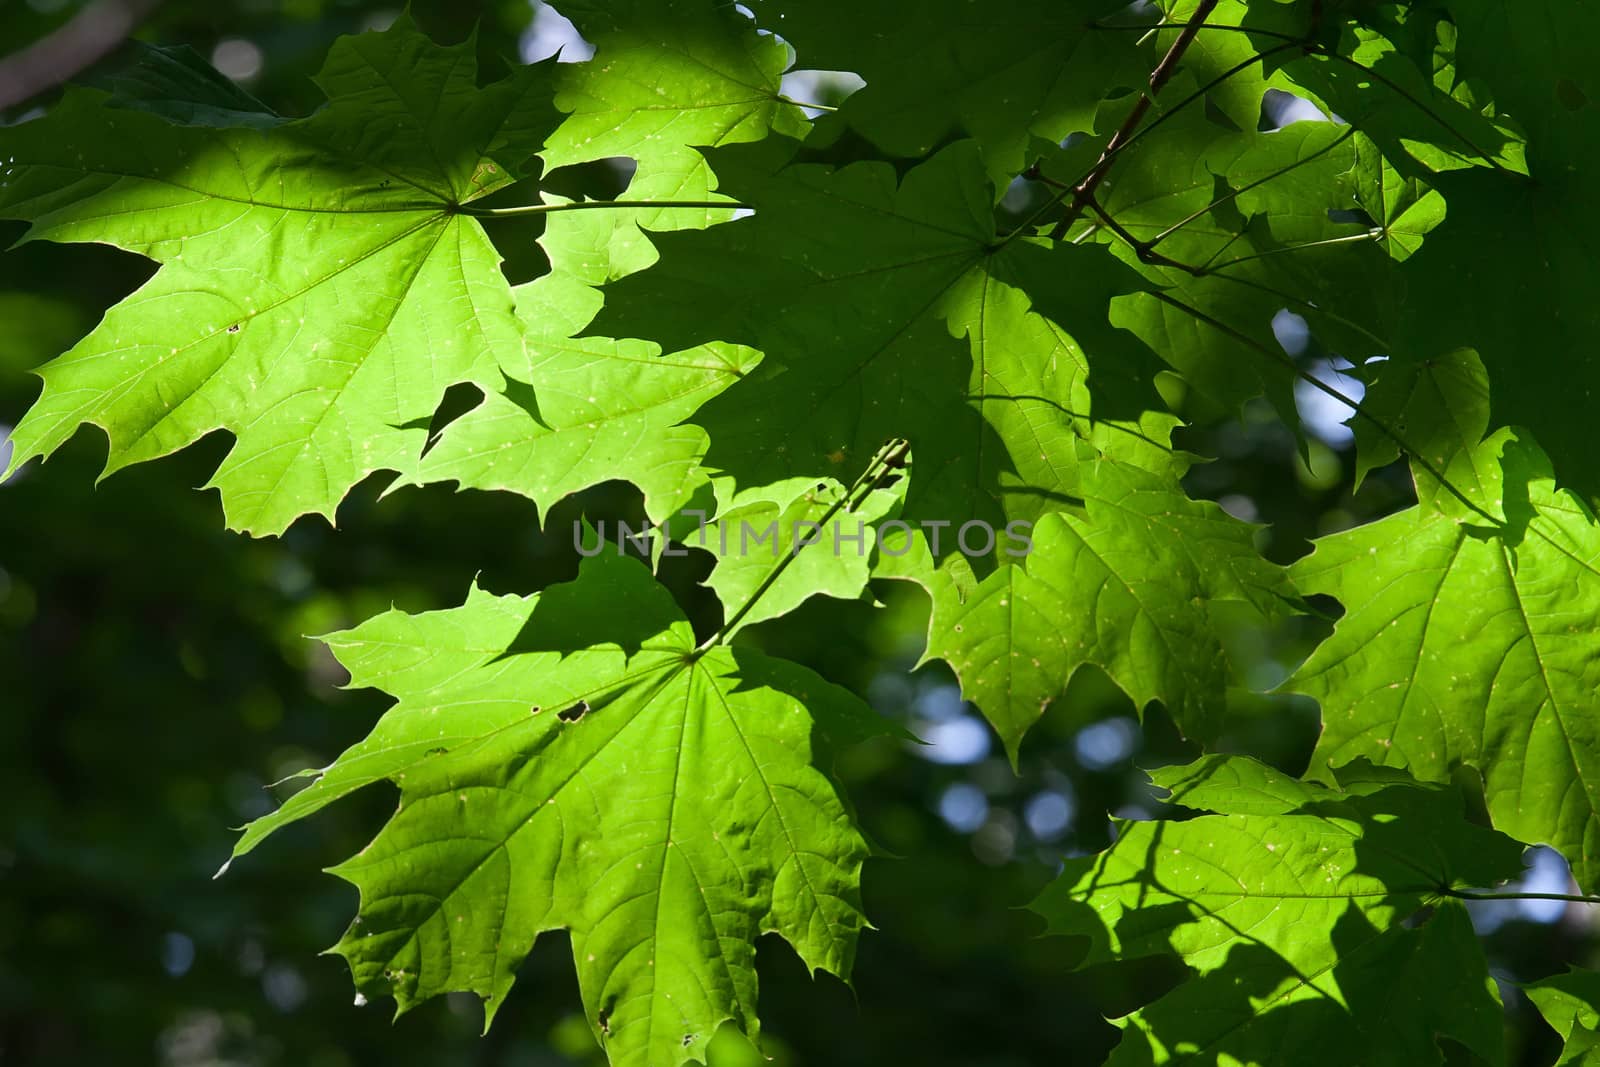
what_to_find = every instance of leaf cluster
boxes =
[5,1,1600,1064]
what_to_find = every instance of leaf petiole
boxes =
[460,199,750,219]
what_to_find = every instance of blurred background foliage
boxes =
[0,1,1595,1064]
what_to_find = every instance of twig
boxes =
[1047,0,1220,241]
[1003,43,1295,248]
[1089,19,1517,173]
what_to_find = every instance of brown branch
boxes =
[1047,0,1220,241]
[1084,198,1203,275]
[0,0,160,112]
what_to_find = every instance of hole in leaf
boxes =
[402,381,485,458]
[779,69,865,118]
[1259,88,1331,131]
[557,700,590,723]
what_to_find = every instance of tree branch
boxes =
[1047,0,1220,241]
[0,0,159,111]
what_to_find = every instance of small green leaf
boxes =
[699,475,902,636]
[909,453,1293,758]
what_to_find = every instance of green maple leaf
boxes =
[1288,429,1600,890]
[587,136,1004,531]
[534,0,809,282]
[229,549,882,1067]
[1033,755,1522,1065]
[591,136,1168,548]
[741,0,1142,182]
[1351,133,1447,262]
[1527,970,1600,1066]
[0,18,558,534]
[942,224,1184,523]
[1348,348,1499,513]
[894,452,1292,758]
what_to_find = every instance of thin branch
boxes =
[1103,42,1302,171]
[1070,223,1102,245]
[0,0,159,110]
[1024,42,1298,199]
[1004,43,1292,248]
[1086,198,1204,275]
[1046,0,1221,241]
[777,94,838,113]
[460,199,748,219]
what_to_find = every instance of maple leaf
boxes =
[591,136,1168,549]
[1381,0,1600,499]
[0,17,558,534]
[1288,430,1600,890]
[229,549,884,1067]
[547,0,809,203]
[892,450,1293,758]
[1034,755,1522,1065]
